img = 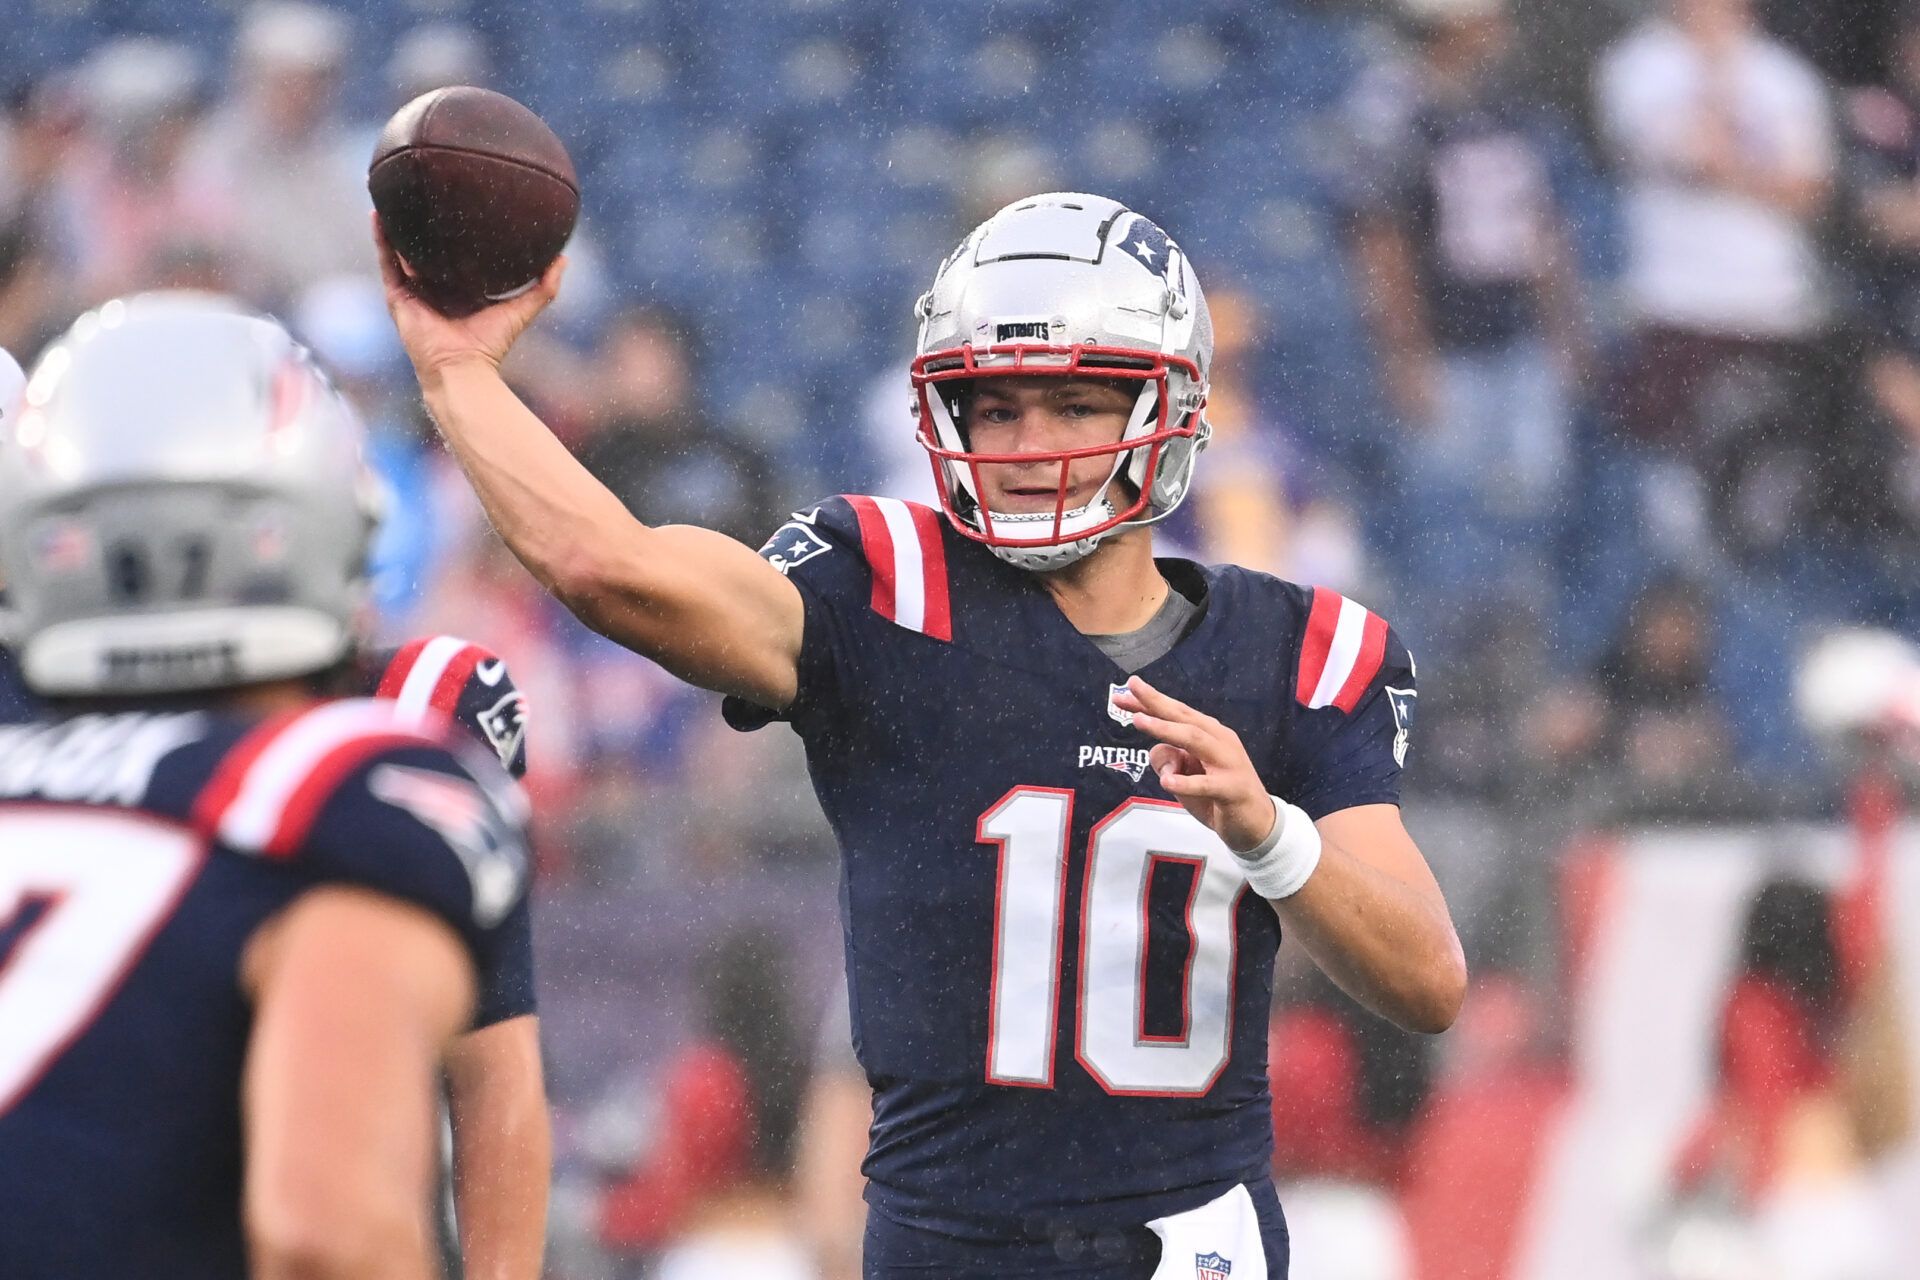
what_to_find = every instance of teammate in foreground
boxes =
[381,193,1466,1278]
[0,295,532,1280]
[0,307,549,1280]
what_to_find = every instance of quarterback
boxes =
[381,193,1465,1278]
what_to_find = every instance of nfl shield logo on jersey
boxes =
[1195,1252,1231,1280]
[1106,682,1135,728]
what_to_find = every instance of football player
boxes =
[379,194,1467,1279]
[0,295,532,1279]
[0,304,549,1280]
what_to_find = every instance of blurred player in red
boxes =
[0,293,533,1278]
[381,193,1466,1278]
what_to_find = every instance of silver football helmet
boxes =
[0,292,380,696]
[912,192,1213,572]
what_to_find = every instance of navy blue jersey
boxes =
[367,636,535,1026]
[725,496,1416,1239]
[0,635,536,1026]
[0,699,531,1279]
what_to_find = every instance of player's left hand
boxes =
[1112,676,1278,853]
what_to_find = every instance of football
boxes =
[368,86,578,317]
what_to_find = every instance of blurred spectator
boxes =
[290,272,438,624]
[1189,289,1365,586]
[794,979,869,1280]
[1662,878,1902,1279]
[1597,0,1834,449]
[1836,6,1920,569]
[575,305,782,546]
[1346,0,1589,517]
[1591,576,1734,797]
[387,21,490,105]
[1267,983,1430,1280]
[0,77,79,353]
[183,1,371,303]
[1399,974,1565,1280]
[53,38,231,305]
[597,933,814,1275]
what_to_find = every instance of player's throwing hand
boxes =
[1113,675,1279,853]
[374,213,565,382]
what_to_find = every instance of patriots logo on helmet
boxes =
[1117,216,1175,283]
[1195,1252,1231,1280]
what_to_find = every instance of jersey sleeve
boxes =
[722,495,953,734]
[194,700,533,979]
[1277,587,1418,819]
[371,637,529,779]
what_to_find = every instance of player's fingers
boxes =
[1127,710,1214,758]
[1148,743,1193,777]
[1124,675,1200,723]
[1159,767,1231,799]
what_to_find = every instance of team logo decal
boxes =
[476,690,528,769]
[1078,744,1150,783]
[1106,683,1135,728]
[1387,686,1416,767]
[1120,215,1176,283]
[759,508,832,576]
[1195,1252,1231,1280]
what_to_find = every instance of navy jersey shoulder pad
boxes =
[751,495,953,642]
[367,636,528,778]
[193,698,531,939]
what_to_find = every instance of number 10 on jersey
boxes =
[978,787,1249,1097]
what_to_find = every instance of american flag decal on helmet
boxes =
[1295,587,1389,713]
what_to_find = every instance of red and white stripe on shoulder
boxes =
[376,634,494,717]
[192,699,446,859]
[842,495,952,642]
[1295,587,1390,713]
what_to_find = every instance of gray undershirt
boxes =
[1087,579,1202,673]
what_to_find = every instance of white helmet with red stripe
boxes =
[0,292,381,696]
[912,192,1213,571]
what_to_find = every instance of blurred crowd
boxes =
[6,0,1920,1276]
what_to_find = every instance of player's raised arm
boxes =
[242,887,477,1280]
[375,223,805,709]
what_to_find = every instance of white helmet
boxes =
[0,292,380,697]
[912,192,1212,572]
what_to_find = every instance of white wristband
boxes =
[1230,796,1322,900]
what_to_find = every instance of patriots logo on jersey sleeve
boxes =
[1195,1252,1231,1280]
[476,690,528,769]
[1387,685,1416,767]
[760,516,833,576]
